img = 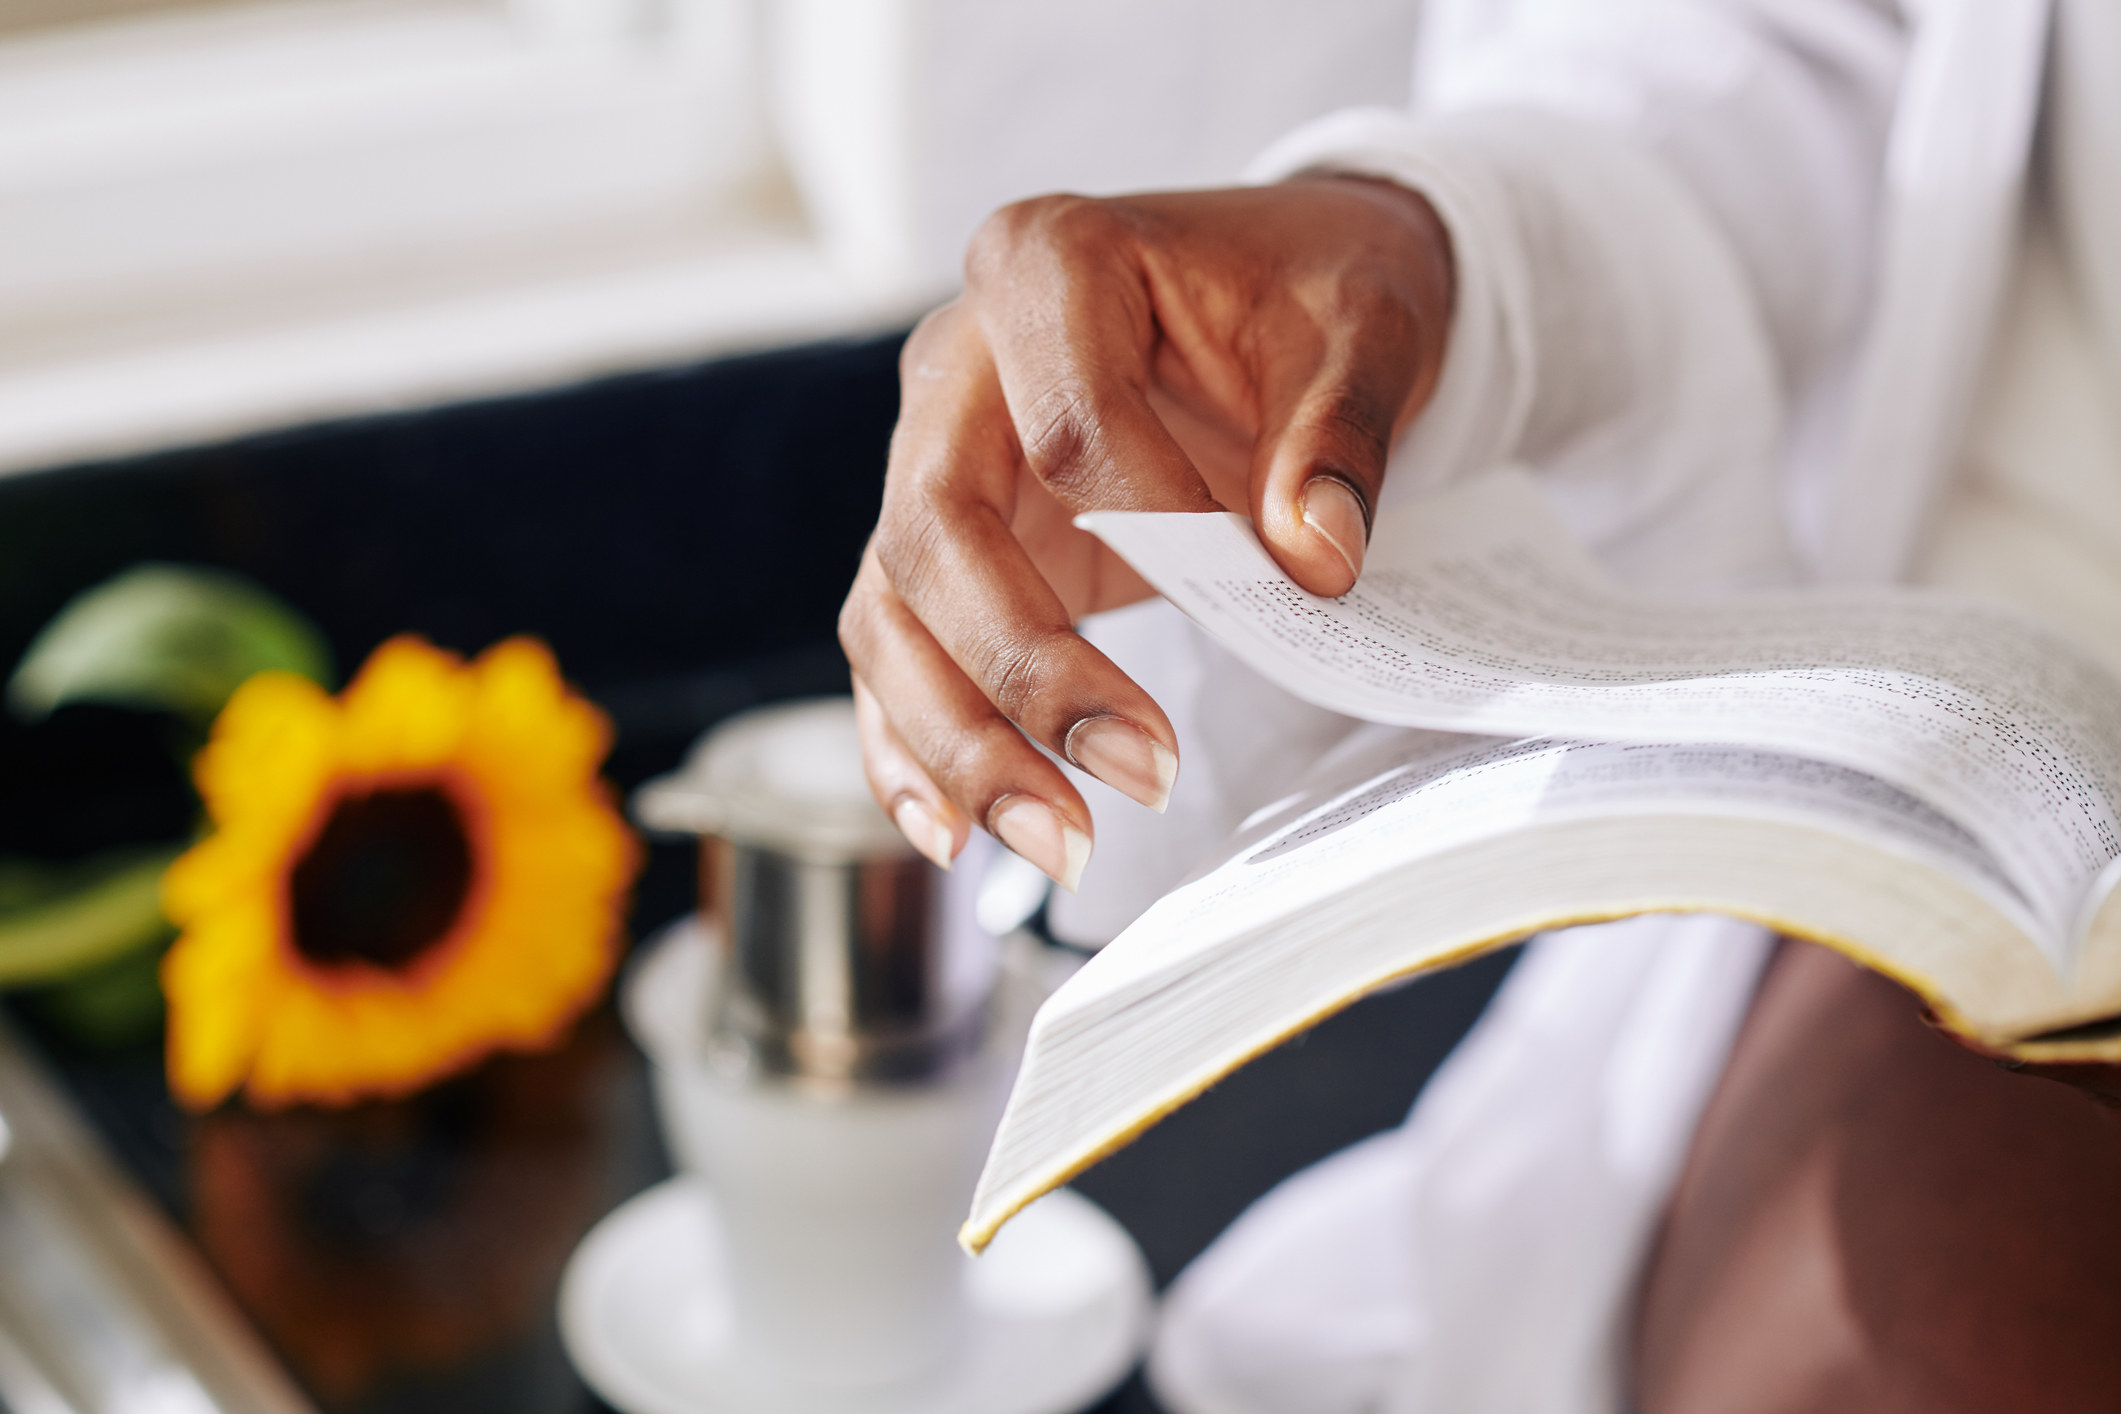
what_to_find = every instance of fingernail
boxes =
[1301,476,1368,584]
[1066,716,1177,813]
[892,796,956,870]
[990,795,1091,893]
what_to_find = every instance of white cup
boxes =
[626,918,1014,1391]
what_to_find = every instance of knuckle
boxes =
[966,198,1049,279]
[899,304,956,373]
[1018,379,1100,485]
[927,724,993,792]
[872,506,952,602]
[966,193,1110,284]
[836,579,888,668]
[1037,193,1120,250]
[976,628,1066,724]
[835,593,869,663]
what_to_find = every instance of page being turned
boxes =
[1080,472,2121,961]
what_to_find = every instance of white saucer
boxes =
[560,1177,1151,1414]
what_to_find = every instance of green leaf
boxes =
[0,847,182,987]
[7,565,331,725]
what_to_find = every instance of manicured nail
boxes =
[990,795,1091,892]
[1066,716,1177,813]
[892,796,956,870]
[1300,476,1368,585]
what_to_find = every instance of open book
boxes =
[962,469,2121,1252]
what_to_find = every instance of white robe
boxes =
[1018,1,2121,1410]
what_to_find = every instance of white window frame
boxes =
[0,0,927,476]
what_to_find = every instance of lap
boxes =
[1633,940,2121,1413]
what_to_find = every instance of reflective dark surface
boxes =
[12,940,1510,1414]
[0,334,1512,1414]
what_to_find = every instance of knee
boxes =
[1635,942,2121,1413]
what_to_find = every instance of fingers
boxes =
[871,488,1177,802]
[1251,178,1454,596]
[852,674,967,871]
[842,548,1102,891]
[877,303,1182,811]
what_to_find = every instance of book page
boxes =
[1068,732,2041,1006]
[966,730,2054,1249]
[1081,473,2121,966]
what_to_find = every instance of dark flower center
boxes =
[289,786,473,971]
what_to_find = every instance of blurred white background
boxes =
[0,0,1421,475]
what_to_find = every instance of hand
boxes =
[840,176,1454,887]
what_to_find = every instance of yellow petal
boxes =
[162,900,281,1110]
[337,636,473,776]
[459,638,610,802]
[191,672,339,844]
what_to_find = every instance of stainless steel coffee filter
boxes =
[635,699,989,1084]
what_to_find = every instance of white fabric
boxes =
[2049,0,2121,385]
[1149,915,1773,1414]
[1812,0,2050,583]
[1913,3,2121,658]
[1916,212,2121,676]
[1397,0,1913,578]
[1030,3,2121,1413]
[1248,107,1796,592]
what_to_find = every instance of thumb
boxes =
[1250,364,1405,597]
[1240,174,1451,596]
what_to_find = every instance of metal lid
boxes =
[633,697,911,860]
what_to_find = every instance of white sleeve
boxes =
[1248,0,1908,591]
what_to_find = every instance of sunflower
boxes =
[161,635,638,1110]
